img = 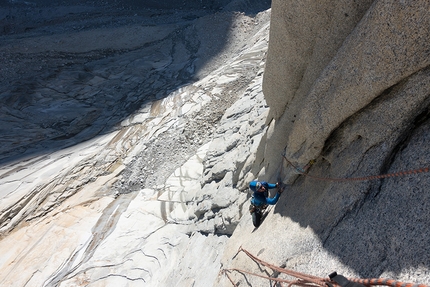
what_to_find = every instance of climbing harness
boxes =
[221,247,429,287]
[281,153,429,182]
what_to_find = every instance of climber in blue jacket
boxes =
[249,180,281,205]
[249,180,283,227]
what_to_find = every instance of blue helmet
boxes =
[249,181,262,192]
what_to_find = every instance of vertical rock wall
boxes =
[260,0,430,180]
[263,0,373,119]
[218,1,430,286]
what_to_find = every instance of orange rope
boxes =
[222,248,429,287]
[238,247,328,286]
[281,154,429,182]
[222,247,329,287]
[350,278,429,287]
[221,270,239,287]
[225,268,309,286]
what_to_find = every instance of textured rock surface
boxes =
[217,1,430,286]
[261,0,430,177]
[0,1,271,286]
[1,0,429,286]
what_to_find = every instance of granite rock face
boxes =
[217,1,430,286]
[1,0,430,286]
[261,0,430,177]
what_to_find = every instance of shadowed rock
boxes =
[217,1,430,286]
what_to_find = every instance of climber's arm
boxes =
[266,182,278,189]
[265,192,280,205]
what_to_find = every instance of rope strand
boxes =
[222,248,429,287]
[281,154,429,182]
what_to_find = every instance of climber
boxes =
[248,180,283,227]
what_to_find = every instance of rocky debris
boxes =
[0,0,268,165]
[0,1,272,286]
[1,0,428,286]
[202,78,269,188]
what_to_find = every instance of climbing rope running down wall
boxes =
[281,154,429,182]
